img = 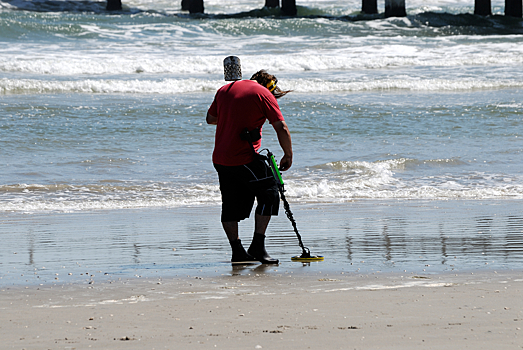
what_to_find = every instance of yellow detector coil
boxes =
[291,255,324,262]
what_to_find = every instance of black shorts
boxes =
[214,158,280,222]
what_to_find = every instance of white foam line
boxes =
[324,281,454,292]
[35,303,98,308]
[3,76,523,95]
[34,295,150,308]
[201,296,228,299]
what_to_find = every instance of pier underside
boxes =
[104,0,523,19]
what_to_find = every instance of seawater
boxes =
[1,0,523,283]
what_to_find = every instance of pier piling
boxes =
[181,0,204,13]
[281,0,297,15]
[362,0,378,14]
[106,0,122,11]
[385,0,406,17]
[474,0,492,15]
[505,0,522,16]
[265,0,280,7]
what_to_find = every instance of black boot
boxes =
[248,233,279,264]
[230,239,258,264]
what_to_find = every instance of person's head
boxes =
[223,56,242,81]
[250,70,291,99]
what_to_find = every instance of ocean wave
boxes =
[319,158,467,172]
[0,182,222,213]
[2,164,522,213]
[286,168,523,201]
[2,50,523,75]
[289,78,523,92]
[2,181,522,213]
[2,76,522,95]
[289,159,523,201]
[0,56,222,75]
[286,179,523,201]
[0,77,223,94]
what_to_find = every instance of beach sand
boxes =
[1,270,522,349]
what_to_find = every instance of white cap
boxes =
[223,56,242,81]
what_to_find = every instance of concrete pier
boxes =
[385,0,406,17]
[505,0,522,16]
[281,0,297,15]
[474,0,492,15]
[362,0,378,14]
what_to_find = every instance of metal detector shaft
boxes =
[267,151,310,258]
[268,153,284,186]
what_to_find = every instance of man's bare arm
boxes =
[272,120,293,171]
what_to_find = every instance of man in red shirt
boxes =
[206,60,292,264]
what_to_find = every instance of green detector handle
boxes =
[268,152,284,186]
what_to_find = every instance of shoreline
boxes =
[1,270,522,349]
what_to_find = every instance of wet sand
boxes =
[2,200,523,287]
[1,270,522,349]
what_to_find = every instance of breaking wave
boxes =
[2,158,522,213]
[3,76,523,95]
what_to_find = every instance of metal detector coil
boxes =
[291,255,324,261]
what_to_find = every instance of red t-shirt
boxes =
[208,80,284,166]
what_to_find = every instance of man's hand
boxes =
[279,154,292,171]
[272,120,293,171]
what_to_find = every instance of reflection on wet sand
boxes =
[339,211,523,267]
[1,201,523,286]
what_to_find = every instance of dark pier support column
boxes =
[362,0,378,14]
[385,0,406,17]
[106,0,122,11]
[265,0,279,7]
[505,0,522,16]
[281,0,297,15]
[181,0,204,13]
[474,0,492,15]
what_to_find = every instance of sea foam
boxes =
[2,77,522,95]
[2,48,522,75]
